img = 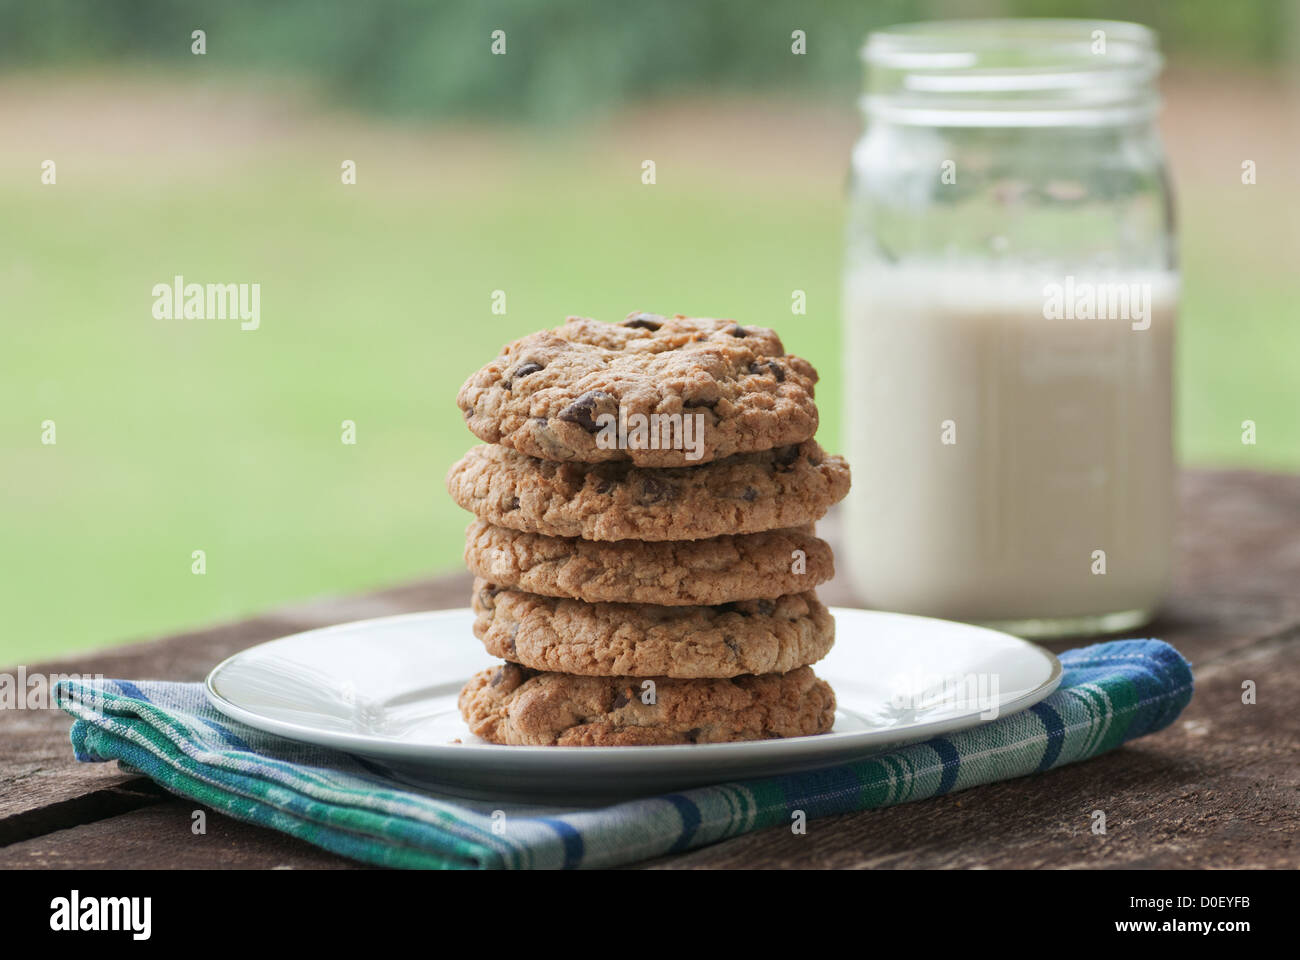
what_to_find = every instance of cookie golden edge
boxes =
[456,315,820,467]
[458,662,837,746]
[462,519,834,606]
[444,441,851,542]
[472,580,836,678]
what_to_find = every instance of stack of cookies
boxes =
[447,313,851,746]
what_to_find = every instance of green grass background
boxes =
[1,79,1296,665]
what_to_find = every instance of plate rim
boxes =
[204,606,1063,762]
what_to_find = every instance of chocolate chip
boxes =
[684,396,718,409]
[741,486,758,502]
[773,445,801,472]
[462,406,474,419]
[730,324,746,337]
[622,313,662,331]
[557,390,614,433]
[505,496,520,511]
[723,635,739,656]
[637,475,675,506]
[611,689,631,710]
[685,727,703,743]
[595,479,614,495]
[756,599,775,616]
[478,584,500,608]
[749,360,785,382]
[504,361,543,390]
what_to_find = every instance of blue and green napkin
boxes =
[56,638,1192,869]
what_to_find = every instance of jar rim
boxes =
[861,18,1163,127]
[862,18,1156,65]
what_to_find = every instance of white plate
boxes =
[206,607,1060,800]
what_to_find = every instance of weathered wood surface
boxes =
[2,470,1297,869]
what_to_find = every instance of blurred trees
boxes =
[1,0,1292,121]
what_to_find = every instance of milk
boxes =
[842,266,1176,632]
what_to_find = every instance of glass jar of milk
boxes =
[843,19,1177,638]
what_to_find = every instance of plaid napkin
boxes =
[56,638,1191,869]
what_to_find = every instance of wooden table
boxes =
[3,470,1297,869]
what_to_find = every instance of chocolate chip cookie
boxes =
[464,519,832,606]
[457,314,819,467]
[446,440,849,542]
[459,661,836,746]
[472,580,834,678]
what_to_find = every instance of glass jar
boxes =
[842,19,1177,638]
